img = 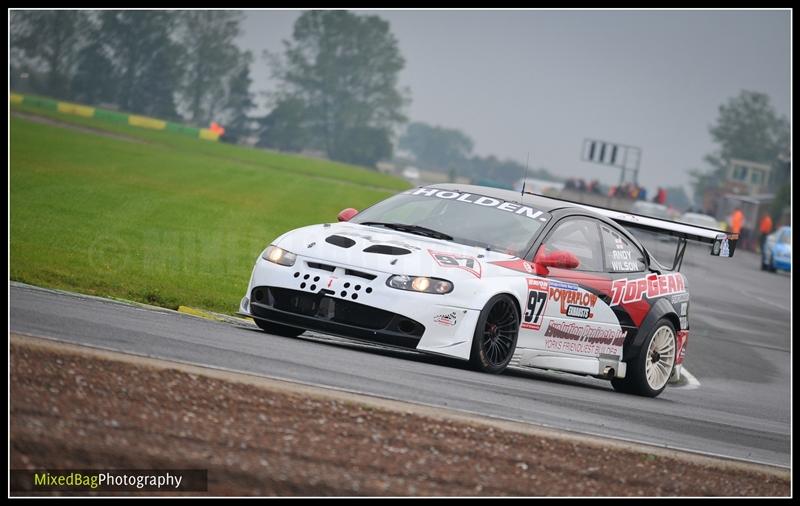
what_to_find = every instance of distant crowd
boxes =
[564,178,667,204]
[564,178,603,195]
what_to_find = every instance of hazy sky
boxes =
[239,9,791,193]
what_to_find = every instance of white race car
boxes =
[239,185,737,397]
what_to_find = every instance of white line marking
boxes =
[679,367,701,390]
[753,295,791,312]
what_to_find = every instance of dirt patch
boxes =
[10,335,789,497]
[11,110,148,144]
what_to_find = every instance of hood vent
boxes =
[325,235,356,248]
[363,245,411,255]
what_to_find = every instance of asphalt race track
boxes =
[9,250,790,468]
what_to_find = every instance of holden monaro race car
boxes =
[239,184,738,397]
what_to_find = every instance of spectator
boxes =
[758,212,773,253]
[655,187,667,205]
[729,207,744,235]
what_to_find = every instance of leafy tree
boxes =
[690,90,790,202]
[257,97,310,152]
[770,183,790,224]
[10,10,88,99]
[398,122,474,171]
[71,42,116,105]
[220,51,256,142]
[331,126,393,168]
[273,10,408,164]
[99,11,184,119]
[178,11,246,125]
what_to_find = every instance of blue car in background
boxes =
[761,226,791,272]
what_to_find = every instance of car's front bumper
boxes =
[248,286,426,349]
[240,255,481,360]
[774,258,791,271]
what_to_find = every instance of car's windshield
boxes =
[779,229,791,244]
[350,188,550,256]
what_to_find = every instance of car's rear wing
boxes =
[526,192,738,259]
[571,202,738,258]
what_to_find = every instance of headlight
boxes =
[262,245,297,266]
[387,275,453,294]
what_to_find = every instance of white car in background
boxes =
[679,212,720,230]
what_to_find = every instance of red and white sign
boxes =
[610,273,685,306]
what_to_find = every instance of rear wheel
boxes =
[469,294,520,374]
[612,319,676,397]
[254,318,305,337]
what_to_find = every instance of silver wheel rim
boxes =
[645,326,676,391]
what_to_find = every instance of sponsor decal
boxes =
[671,293,690,304]
[720,237,730,257]
[521,278,549,330]
[679,302,688,316]
[679,316,688,329]
[408,188,548,222]
[549,285,597,319]
[433,311,458,326]
[428,250,482,278]
[676,330,689,364]
[549,280,579,291]
[490,258,535,274]
[566,305,592,319]
[610,273,685,306]
[609,249,641,272]
[543,321,628,356]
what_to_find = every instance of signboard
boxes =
[582,139,641,172]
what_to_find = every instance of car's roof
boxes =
[424,183,589,214]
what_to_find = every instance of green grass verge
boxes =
[10,110,410,314]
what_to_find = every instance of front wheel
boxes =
[612,320,676,397]
[254,318,305,337]
[768,253,777,272]
[469,294,520,374]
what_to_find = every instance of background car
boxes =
[630,201,670,219]
[761,225,791,272]
[679,212,720,229]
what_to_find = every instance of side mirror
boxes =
[534,249,580,275]
[337,208,358,222]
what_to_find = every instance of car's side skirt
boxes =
[511,348,628,379]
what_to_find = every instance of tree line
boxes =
[397,121,563,188]
[10,10,407,167]
[11,11,255,139]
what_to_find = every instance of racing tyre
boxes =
[469,294,520,374]
[768,253,777,272]
[611,319,677,397]
[254,318,305,337]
